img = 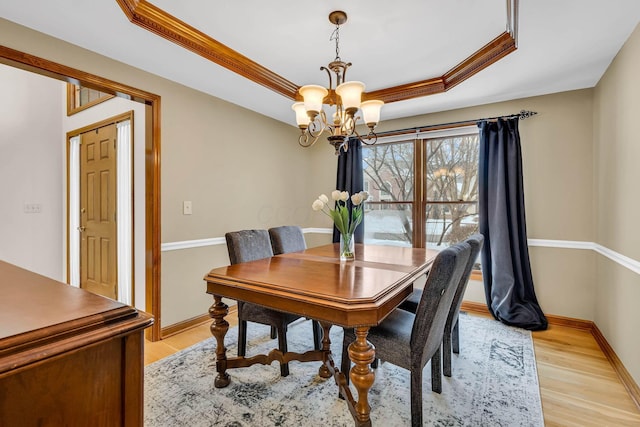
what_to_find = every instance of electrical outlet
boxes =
[183,201,192,215]
[24,203,42,213]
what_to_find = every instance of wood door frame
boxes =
[0,45,162,341]
[67,112,134,304]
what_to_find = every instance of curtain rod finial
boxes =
[519,110,537,120]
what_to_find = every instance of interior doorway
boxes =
[68,112,134,305]
[1,44,161,341]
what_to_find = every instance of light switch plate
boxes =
[183,201,192,215]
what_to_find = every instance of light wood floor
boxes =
[144,313,640,426]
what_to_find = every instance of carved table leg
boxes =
[318,322,333,379]
[348,326,376,426]
[209,295,230,388]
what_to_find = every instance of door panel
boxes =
[80,124,117,300]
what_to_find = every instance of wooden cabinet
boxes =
[0,261,153,426]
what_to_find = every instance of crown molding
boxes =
[115,0,299,100]
[114,0,517,105]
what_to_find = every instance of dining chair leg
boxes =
[340,335,351,385]
[431,346,442,393]
[312,320,323,351]
[443,324,453,377]
[452,316,460,354]
[410,367,423,427]
[238,320,248,357]
[277,324,290,377]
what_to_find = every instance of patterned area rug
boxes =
[145,314,543,426]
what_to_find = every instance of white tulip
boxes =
[319,194,329,204]
[331,190,342,201]
[312,199,325,211]
[340,191,349,202]
[351,193,363,205]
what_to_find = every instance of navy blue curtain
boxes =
[333,137,365,243]
[478,118,547,331]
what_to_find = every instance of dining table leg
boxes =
[348,326,376,426]
[209,295,230,388]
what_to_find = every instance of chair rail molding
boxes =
[161,234,640,276]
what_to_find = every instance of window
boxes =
[362,141,414,246]
[362,127,480,270]
[66,83,114,115]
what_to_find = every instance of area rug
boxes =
[144,314,544,426]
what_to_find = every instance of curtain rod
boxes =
[375,109,538,138]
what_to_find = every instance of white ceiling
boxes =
[2,1,640,127]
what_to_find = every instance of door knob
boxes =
[77,226,86,232]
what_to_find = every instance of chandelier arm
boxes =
[298,132,320,148]
[321,66,333,93]
[308,110,328,138]
[361,132,378,145]
[342,114,356,136]
[342,62,351,83]
[351,124,378,146]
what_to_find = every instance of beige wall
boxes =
[593,22,640,384]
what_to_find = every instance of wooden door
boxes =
[79,124,117,300]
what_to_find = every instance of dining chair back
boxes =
[268,226,322,351]
[442,234,484,376]
[398,234,484,377]
[341,241,471,427]
[268,225,306,254]
[225,229,301,377]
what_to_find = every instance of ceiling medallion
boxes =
[292,11,384,155]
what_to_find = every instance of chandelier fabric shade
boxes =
[293,11,384,155]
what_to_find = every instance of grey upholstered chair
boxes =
[268,225,322,351]
[225,229,302,377]
[341,242,471,427]
[399,234,484,377]
[268,225,307,254]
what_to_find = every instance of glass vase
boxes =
[339,232,355,261]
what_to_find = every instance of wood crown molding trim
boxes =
[113,0,516,105]
[114,0,299,100]
[443,32,516,90]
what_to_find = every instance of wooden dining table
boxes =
[204,243,438,426]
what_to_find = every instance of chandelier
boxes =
[292,11,384,155]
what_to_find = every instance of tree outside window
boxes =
[362,130,479,269]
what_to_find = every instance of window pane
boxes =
[426,134,478,202]
[426,202,479,247]
[364,202,413,247]
[362,142,414,202]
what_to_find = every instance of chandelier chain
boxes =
[330,25,341,61]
